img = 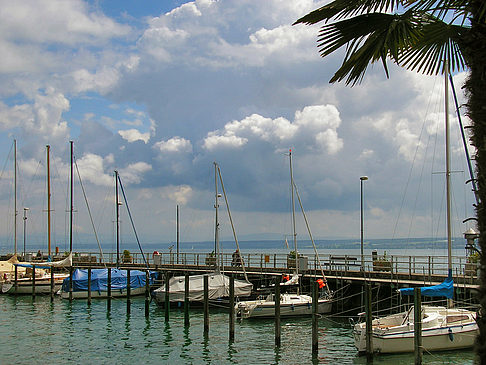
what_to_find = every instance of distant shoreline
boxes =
[0,237,470,255]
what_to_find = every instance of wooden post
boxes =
[14,265,18,295]
[204,275,209,335]
[414,287,423,364]
[107,268,111,312]
[50,269,54,302]
[312,280,318,355]
[365,282,373,361]
[69,266,73,302]
[165,272,170,322]
[87,268,92,305]
[229,275,235,341]
[184,273,190,327]
[275,278,281,347]
[145,270,150,318]
[32,265,36,298]
[127,269,131,315]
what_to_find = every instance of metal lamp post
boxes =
[360,176,368,271]
[23,207,29,259]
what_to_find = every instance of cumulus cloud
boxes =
[75,153,113,186]
[118,162,152,184]
[153,137,192,153]
[0,0,130,46]
[118,129,151,144]
[202,105,343,154]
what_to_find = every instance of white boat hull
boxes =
[2,275,67,295]
[236,293,332,319]
[353,306,478,354]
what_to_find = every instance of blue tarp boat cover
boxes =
[61,268,157,293]
[399,276,453,299]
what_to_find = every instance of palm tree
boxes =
[294,0,486,358]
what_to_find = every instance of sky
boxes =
[0,0,477,253]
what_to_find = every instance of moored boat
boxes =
[236,292,332,319]
[60,268,156,299]
[353,305,478,353]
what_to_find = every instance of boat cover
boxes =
[61,268,157,292]
[154,272,252,302]
[15,253,73,269]
[399,276,453,299]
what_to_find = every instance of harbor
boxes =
[0,265,477,364]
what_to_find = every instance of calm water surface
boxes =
[0,295,475,364]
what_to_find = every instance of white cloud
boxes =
[202,105,342,154]
[76,153,112,186]
[118,129,151,144]
[160,185,194,205]
[154,137,193,153]
[119,162,152,184]
[0,0,130,45]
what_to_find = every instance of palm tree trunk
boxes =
[463,1,486,361]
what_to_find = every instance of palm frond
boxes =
[405,0,470,22]
[316,11,424,85]
[294,0,403,25]
[399,19,467,74]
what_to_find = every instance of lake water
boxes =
[0,295,476,364]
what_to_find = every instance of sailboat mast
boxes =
[289,149,299,276]
[445,64,452,278]
[14,139,17,255]
[47,145,51,258]
[214,162,220,270]
[70,141,73,254]
[115,170,120,268]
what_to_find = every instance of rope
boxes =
[116,173,149,269]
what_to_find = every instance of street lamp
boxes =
[360,176,368,271]
[23,207,29,259]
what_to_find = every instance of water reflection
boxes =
[273,345,281,364]
[180,325,192,362]
[201,333,210,364]
[227,340,237,363]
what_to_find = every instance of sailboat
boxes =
[235,150,332,319]
[60,168,155,299]
[152,162,252,307]
[2,144,70,295]
[352,67,479,353]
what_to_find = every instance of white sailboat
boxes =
[352,66,479,353]
[235,150,332,319]
[153,162,253,307]
[2,145,70,295]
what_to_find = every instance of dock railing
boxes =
[57,251,479,282]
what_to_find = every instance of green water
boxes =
[0,295,475,364]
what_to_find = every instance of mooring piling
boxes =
[184,273,190,327]
[32,265,36,299]
[145,270,150,318]
[204,274,209,335]
[127,269,131,315]
[229,275,235,342]
[50,269,54,302]
[275,278,281,347]
[107,267,111,312]
[312,280,318,355]
[414,287,423,364]
[69,266,73,302]
[87,268,92,305]
[14,265,18,296]
[365,282,373,362]
[164,271,170,322]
